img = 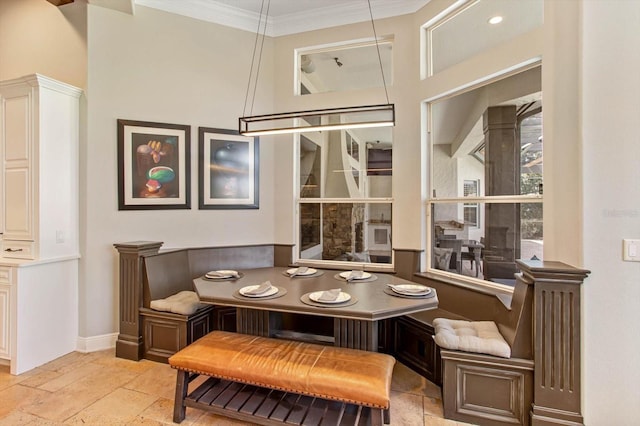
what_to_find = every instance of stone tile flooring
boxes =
[0,349,473,425]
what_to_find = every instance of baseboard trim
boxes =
[76,333,118,353]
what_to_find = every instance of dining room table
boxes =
[193,266,439,352]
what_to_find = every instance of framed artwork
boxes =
[198,127,259,209]
[117,119,191,210]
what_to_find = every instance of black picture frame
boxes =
[198,127,259,209]
[117,119,191,210]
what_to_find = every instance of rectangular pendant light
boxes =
[239,103,394,136]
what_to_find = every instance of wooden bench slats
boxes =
[337,404,358,426]
[188,376,218,401]
[298,398,326,426]
[225,383,258,412]
[254,389,287,418]
[177,373,383,425]
[212,381,246,408]
[197,378,231,405]
[240,386,273,415]
[271,393,301,422]
[284,395,315,425]
[316,400,344,426]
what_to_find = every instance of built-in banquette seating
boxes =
[391,250,535,426]
[113,242,293,363]
[115,244,589,426]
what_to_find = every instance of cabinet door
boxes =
[1,90,33,242]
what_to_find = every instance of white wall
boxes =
[581,1,640,423]
[83,5,276,337]
[0,0,86,86]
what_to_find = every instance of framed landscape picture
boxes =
[198,127,259,209]
[117,119,191,210]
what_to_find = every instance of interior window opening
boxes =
[428,65,543,287]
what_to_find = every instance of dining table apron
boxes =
[193,266,439,352]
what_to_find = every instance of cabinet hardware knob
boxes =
[5,248,23,252]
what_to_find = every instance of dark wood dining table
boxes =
[193,266,438,352]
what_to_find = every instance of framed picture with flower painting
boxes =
[198,127,259,209]
[117,119,191,210]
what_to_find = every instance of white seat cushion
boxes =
[433,318,511,358]
[150,290,204,316]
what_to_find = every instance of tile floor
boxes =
[0,349,472,425]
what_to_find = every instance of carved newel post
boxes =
[517,260,590,426]
[113,241,163,360]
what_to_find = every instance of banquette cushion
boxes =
[150,290,204,316]
[433,318,511,358]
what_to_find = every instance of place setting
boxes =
[234,280,287,300]
[333,270,377,283]
[282,266,324,278]
[202,270,244,281]
[300,288,358,308]
[383,283,436,299]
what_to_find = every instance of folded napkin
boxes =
[206,270,239,278]
[347,270,363,281]
[289,266,309,277]
[318,288,342,302]
[244,280,274,295]
[387,284,429,294]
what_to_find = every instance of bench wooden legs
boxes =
[173,370,188,423]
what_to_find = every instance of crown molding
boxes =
[272,0,428,37]
[134,0,429,37]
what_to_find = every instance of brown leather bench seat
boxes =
[169,331,396,425]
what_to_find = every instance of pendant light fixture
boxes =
[239,0,394,137]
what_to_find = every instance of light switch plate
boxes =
[623,239,640,262]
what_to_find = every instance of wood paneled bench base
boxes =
[169,331,396,425]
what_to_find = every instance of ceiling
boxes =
[133,0,430,36]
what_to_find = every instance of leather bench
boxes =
[168,331,396,425]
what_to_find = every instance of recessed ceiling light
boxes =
[488,16,503,25]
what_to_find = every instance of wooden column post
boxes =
[113,241,163,360]
[517,260,590,426]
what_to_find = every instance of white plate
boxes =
[206,270,238,279]
[389,284,431,296]
[239,285,279,298]
[287,267,317,276]
[308,291,351,304]
[339,271,372,280]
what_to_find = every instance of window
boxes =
[427,66,543,287]
[424,0,543,76]
[297,38,393,95]
[297,127,393,268]
[463,180,480,227]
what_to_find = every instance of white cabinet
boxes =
[0,74,81,260]
[0,75,80,374]
[0,267,11,360]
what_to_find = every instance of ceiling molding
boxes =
[272,0,428,37]
[88,0,134,15]
[134,0,429,37]
[47,0,75,6]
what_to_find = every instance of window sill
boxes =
[415,269,514,300]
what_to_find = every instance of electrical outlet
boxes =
[623,239,640,262]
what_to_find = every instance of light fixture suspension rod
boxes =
[242,0,270,118]
[368,0,390,105]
